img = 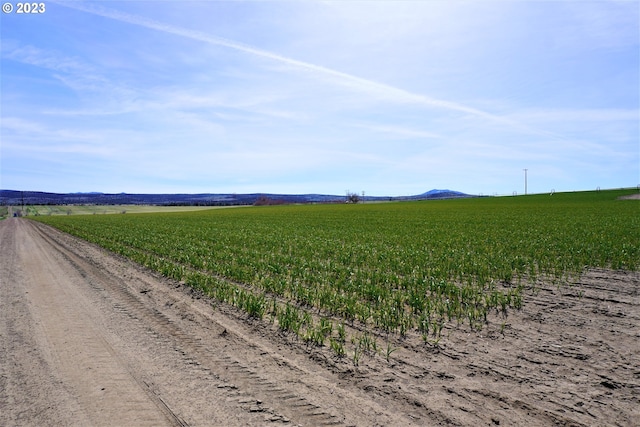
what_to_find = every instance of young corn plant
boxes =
[385,341,397,362]
[277,303,302,335]
[337,322,346,343]
[329,337,345,358]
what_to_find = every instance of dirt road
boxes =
[1,218,638,426]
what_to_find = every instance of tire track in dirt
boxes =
[0,220,89,426]
[433,271,640,426]
[1,219,180,426]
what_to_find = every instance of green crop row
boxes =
[34,189,639,360]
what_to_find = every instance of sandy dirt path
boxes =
[1,217,638,426]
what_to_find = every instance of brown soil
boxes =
[1,218,638,426]
[617,193,640,200]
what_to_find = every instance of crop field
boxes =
[34,189,639,358]
[14,204,227,216]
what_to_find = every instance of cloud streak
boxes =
[51,1,526,128]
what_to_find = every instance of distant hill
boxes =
[0,189,475,206]
[418,189,471,199]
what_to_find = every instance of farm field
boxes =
[34,189,639,345]
[3,189,638,425]
[13,204,231,216]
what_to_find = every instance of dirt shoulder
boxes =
[1,218,638,426]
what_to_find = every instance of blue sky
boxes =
[1,1,638,196]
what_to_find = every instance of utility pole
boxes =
[523,169,528,195]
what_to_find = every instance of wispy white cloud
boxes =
[1,42,92,74]
[2,117,119,156]
[509,108,639,123]
[552,1,640,51]
[50,1,527,128]
[350,123,441,140]
[1,41,139,114]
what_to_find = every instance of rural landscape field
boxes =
[2,0,637,425]
[1,189,637,426]
[32,190,640,344]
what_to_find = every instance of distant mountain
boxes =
[0,189,475,206]
[419,189,471,198]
